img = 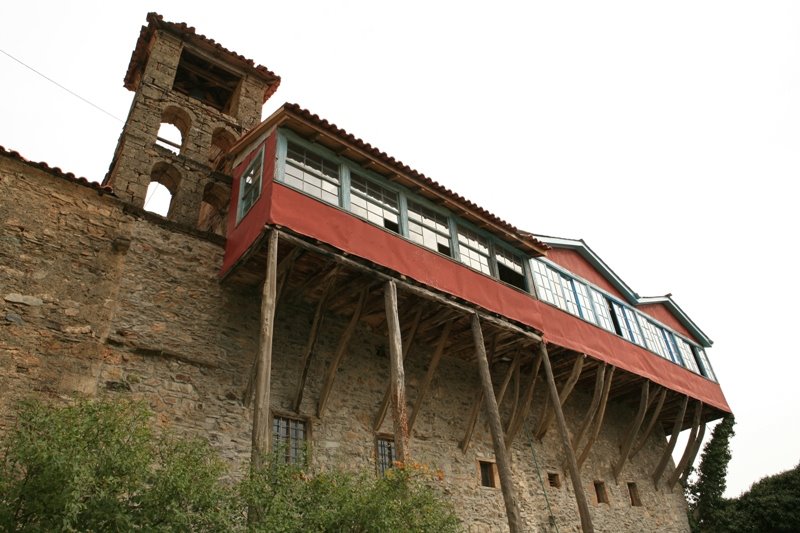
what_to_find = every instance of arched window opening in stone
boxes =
[145,162,182,218]
[209,127,237,173]
[197,181,230,235]
[155,105,192,154]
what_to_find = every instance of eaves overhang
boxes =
[533,234,713,347]
[229,103,550,257]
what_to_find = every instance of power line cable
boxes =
[0,48,124,123]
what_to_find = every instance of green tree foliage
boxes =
[721,463,800,533]
[0,398,460,532]
[686,414,736,533]
[0,399,233,532]
[241,455,459,532]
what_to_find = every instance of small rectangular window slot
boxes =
[627,482,642,506]
[594,480,609,504]
[497,262,526,290]
[478,460,497,488]
[383,218,399,233]
[437,243,451,256]
[547,472,561,488]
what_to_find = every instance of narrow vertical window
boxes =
[590,288,615,332]
[573,281,596,324]
[622,307,645,346]
[638,317,667,359]
[457,226,492,275]
[547,472,561,488]
[693,346,717,381]
[675,337,700,374]
[478,460,498,488]
[237,149,264,221]
[660,329,682,365]
[407,201,452,256]
[376,437,396,476]
[559,275,581,317]
[350,173,400,233]
[594,480,609,504]
[627,482,642,506]
[284,141,340,205]
[272,416,307,464]
[531,259,562,306]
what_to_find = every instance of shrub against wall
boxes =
[0,399,459,532]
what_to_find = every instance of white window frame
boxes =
[236,146,265,223]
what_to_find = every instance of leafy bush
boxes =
[0,399,460,532]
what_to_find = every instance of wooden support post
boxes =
[576,366,615,469]
[373,305,423,431]
[497,351,521,413]
[472,314,524,533]
[293,266,339,412]
[541,341,593,533]
[679,422,706,486]
[243,247,297,408]
[653,396,689,488]
[251,230,279,470]
[505,350,543,448]
[317,287,369,418]
[460,389,484,452]
[667,402,703,490]
[612,381,650,481]
[572,364,607,452]
[385,280,409,463]
[631,387,667,458]
[535,354,584,440]
[408,319,454,432]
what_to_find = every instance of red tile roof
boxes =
[124,13,281,103]
[0,145,114,194]
[272,103,550,254]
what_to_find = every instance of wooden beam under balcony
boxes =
[317,286,369,418]
[613,381,650,481]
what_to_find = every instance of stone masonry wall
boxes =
[0,158,690,532]
[105,28,268,228]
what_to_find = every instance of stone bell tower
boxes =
[103,13,280,233]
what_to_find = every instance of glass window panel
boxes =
[376,438,396,476]
[676,337,700,374]
[622,307,645,346]
[559,275,580,317]
[531,260,559,306]
[457,226,492,275]
[660,329,682,365]
[590,289,615,332]
[408,201,452,256]
[495,247,524,275]
[239,151,263,218]
[693,347,717,381]
[637,316,665,357]
[573,281,596,324]
[349,173,399,233]
[284,141,340,206]
[272,416,306,464]
[545,267,567,310]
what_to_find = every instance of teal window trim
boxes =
[236,145,265,224]
[340,164,351,210]
[272,128,717,382]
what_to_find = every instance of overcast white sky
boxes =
[2,1,798,498]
